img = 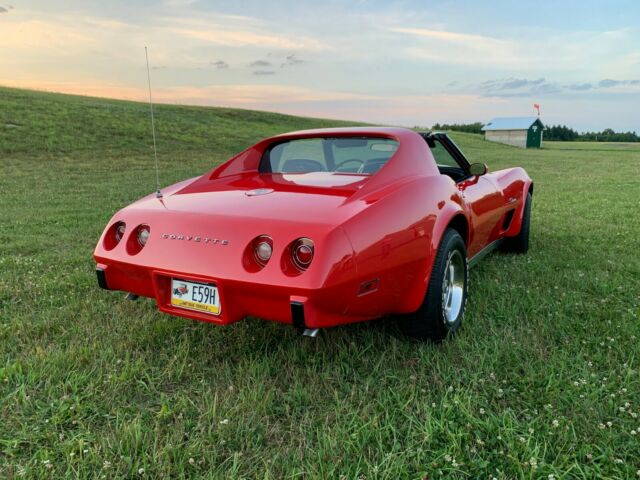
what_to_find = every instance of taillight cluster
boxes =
[136,225,150,247]
[104,221,151,254]
[291,238,314,271]
[245,235,314,273]
[105,223,315,272]
[114,222,126,243]
[253,235,273,266]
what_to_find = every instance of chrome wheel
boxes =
[441,249,465,325]
[397,229,467,341]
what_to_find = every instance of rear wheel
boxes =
[501,192,532,254]
[398,229,468,341]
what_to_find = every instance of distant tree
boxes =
[579,128,638,142]
[543,125,638,142]
[431,122,484,134]
[544,124,580,141]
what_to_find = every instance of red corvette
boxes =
[94,127,532,340]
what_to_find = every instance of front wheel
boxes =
[398,229,468,342]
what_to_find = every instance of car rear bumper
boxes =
[95,261,371,329]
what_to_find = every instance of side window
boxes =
[430,140,461,169]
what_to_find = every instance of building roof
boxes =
[481,117,543,131]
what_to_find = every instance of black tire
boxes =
[501,192,532,254]
[398,229,468,342]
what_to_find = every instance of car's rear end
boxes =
[94,127,440,329]
[94,174,377,328]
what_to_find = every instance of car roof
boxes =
[268,126,418,141]
[206,126,441,199]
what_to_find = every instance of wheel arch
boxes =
[428,206,469,275]
[446,213,469,249]
[398,206,468,314]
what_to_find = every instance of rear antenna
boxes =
[145,46,162,199]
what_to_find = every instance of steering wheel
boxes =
[335,158,364,172]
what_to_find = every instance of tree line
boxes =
[430,122,639,142]
[431,122,484,134]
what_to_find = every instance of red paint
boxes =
[94,127,531,328]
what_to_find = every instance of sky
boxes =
[1,0,639,132]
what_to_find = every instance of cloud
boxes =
[531,83,562,95]
[164,0,197,6]
[599,78,640,88]
[502,79,527,89]
[284,54,304,66]
[475,77,552,97]
[167,17,327,50]
[250,60,271,67]
[390,27,501,46]
[464,76,640,98]
[498,78,545,90]
[0,6,8,13]
[253,70,276,76]
[567,83,593,91]
[600,78,621,88]
[388,24,640,78]
[151,65,168,70]
[0,19,96,50]
[172,26,301,49]
[390,26,521,67]
[508,77,544,85]
[152,84,380,106]
[271,54,307,69]
[210,60,228,69]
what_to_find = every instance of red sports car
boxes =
[94,127,532,341]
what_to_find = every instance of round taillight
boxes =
[292,238,314,270]
[137,225,150,247]
[114,222,126,243]
[254,235,273,266]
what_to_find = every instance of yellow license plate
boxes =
[170,279,220,315]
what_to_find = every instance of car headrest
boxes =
[280,159,326,173]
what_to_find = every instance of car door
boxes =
[430,134,505,258]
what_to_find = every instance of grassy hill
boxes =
[1,87,639,478]
[0,86,358,156]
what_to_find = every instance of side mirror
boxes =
[469,162,488,176]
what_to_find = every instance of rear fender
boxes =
[341,175,466,316]
[402,190,467,313]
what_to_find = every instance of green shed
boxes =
[481,117,545,148]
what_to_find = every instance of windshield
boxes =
[261,137,399,175]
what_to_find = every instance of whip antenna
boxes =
[145,46,162,198]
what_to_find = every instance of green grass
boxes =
[1,86,639,479]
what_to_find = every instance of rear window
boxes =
[261,137,399,175]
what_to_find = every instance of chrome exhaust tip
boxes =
[302,328,320,338]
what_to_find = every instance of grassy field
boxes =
[1,86,639,479]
